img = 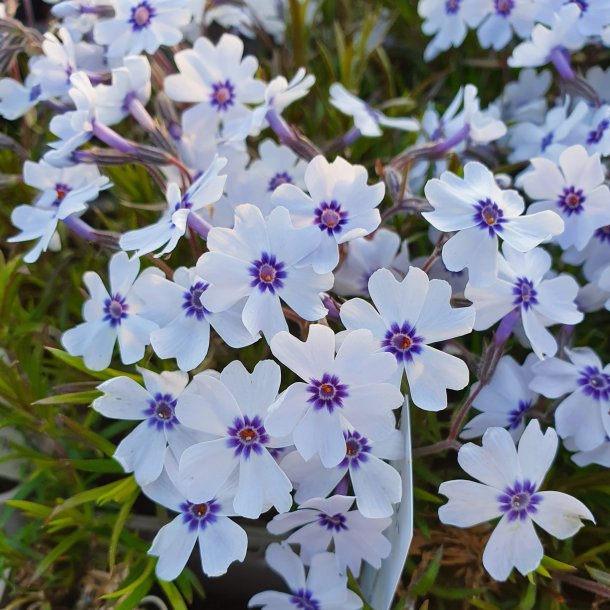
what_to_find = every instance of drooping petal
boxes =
[149,514,198,581]
[198,516,248,577]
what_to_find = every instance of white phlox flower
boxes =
[334,229,409,297]
[267,495,392,577]
[329,83,419,137]
[93,368,204,485]
[461,353,539,440]
[226,68,316,140]
[475,0,537,51]
[508,98,589,163]
[164,33,266,134]
[266,324,403,469]
[135,266,258,372]
[144,452,248,580]
[8,160,111,263]
[248,543,363,610]
[418,0,487,61]
[61,251,160,370]
[280,429,404,519]
[0,74,44,120]
[95,55,152,126]
[508,4,585,70]
[465,244,583,359]
[340,267,475,411]
[271,155,385,273]
[94,0,191,58]
[423,161,564,287]
[522,145,610,251]
[119,155,228,257]
[439,420,594,581]
[196,204,333,340]
[530,347,610,451]
[176,360,293,518]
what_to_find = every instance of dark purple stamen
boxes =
[290,589,321,610]
[183,282,210,320]
[558,185,586,216]
[594,225,610,243]
[268,171,293,192]
[307,373,348,412]
[314,200,348,236]
[587,119,609,144]
[498,480,541,521]
[143,392,179,430]
[103,293,129,327]
[381,322,424,363]
[29,84,42,102]
[248,252,287,295]
[180,499,221,531]
[473,198,507,236]
[577,366,610,401]
[210,79,236,112]
[512,277,538,310]
[129,1,155,30]
[318,511,348,531]
[445,0,461,13]
[507,400,532,429]
[494,0,514,15]
[226,415,269,459]
[339,430,371,469]
[571,0,589,11]
[541,132,553,151]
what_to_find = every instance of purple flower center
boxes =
[445,0,461,13]
[144,392,179,430]
[507,399,532,429]
[307,373,349,412]
[183,282,210,320]
[249,252,287,295]
[129,1,155,30]
[268,171,293,192]
[314,200,348,236]
[103,293,129,327]
[512,277,538,310]
[339,430,371,469]
[473,199,507,236]
[494,0,514,15]
[540,132,553,151]
[53,183,72,207]
[290,589,320,610]
[594,225,610,243]
[577,366,610,401]
[180,499,221,531]
[317,512,348,531]
[210,80,236,112]
[381,322,424,363]
[174,194,193,212]
[29,84,42,102]
[226,415,269,459]
[558,186,586,216]
[498,480,541,521]
[587,119,609,144]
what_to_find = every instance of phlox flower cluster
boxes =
[2,0,609,605]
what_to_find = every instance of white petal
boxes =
[351,454,401,518]
[294,407,345,468]
[198,516,248,577]
[532,491,594,539]
[517,420,558,488]
[93,376,151,419]
[438,480,502,526]
[482,515,543,581]
[114,420,167,486]
[149,514,197,581]
[458,427,521,489]
[406,346,469,411]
